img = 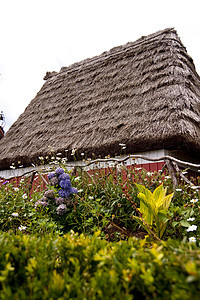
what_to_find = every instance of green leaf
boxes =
[180,220,190,227]
[154,219,167,238]
[172,221,179,228]
[163,193,173,210]
[138,193,155,225]
[157,211,169,223]
[153,184,166,208]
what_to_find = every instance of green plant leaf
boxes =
[157,210,169,223]
[172,221,179,228]
[153,184,166,208]
[158,223,167,239]
[180,220,190,227]
[138,193,155,225]
[163,193,173,210]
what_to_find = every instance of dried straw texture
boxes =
[1,28,200,170]
[0,127,4,140]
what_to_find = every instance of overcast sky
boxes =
[1,0,200,132]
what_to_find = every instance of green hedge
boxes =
[0,232,199,299]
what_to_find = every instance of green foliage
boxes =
[0,163,200,243]
[0,232,199,299]
[0,180,61,235]
[132,184,173,238]
[1,160,200,298]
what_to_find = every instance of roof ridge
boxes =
[58,28,178,76]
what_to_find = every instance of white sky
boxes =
[1,0,200,132]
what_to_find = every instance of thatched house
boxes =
[1,28,200,178]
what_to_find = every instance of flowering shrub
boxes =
[36,167,78,216]
[48,167,78,200]
[28,167,80,232]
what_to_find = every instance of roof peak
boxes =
[58,28,179,75]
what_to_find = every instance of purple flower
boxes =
[55,167,65,175]
[35,200,48,209]
[60,179,71,190]
[70,187,78,194]
[48,172,56,179]
[44,190,55,199]
[3,181,9,185]
[49,177,59,186]
[55,197,65,205]
[58,173,70,181]
[56,204,67,215]
[58,189,70,198]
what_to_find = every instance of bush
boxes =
[0,232,199,299]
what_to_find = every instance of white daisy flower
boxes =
[190,199,198,203]
[187,225,197,232]
[189,237,196,243]
[147,172,153,176]
[18,226,27,231]
[12,212,19,217]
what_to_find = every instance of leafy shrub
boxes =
[0,232,199,299]
[132,184,173,239]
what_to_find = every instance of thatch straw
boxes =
[1,28,200,170]
[0,127,4,140]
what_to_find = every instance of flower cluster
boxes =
[36,167,78,215]
[48,167,78,198]
[187,221,198,243]
[35,197,49,209]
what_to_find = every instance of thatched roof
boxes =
[0,127,4,140]
[1,28,200,170]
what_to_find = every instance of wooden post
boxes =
[165,159,178,190]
